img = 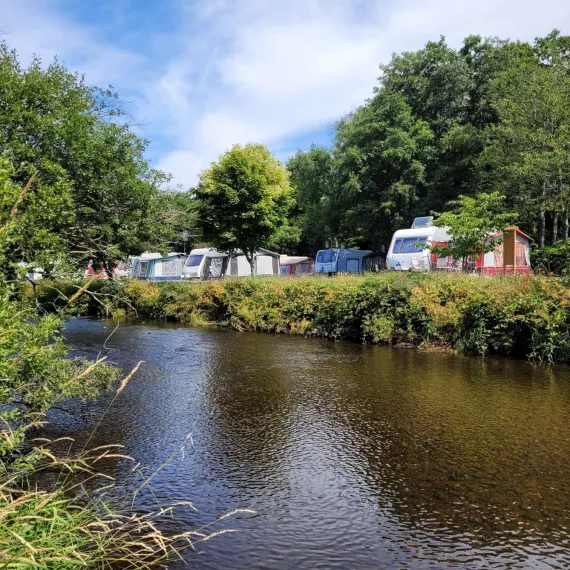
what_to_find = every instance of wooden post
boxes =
[503,229,516,274]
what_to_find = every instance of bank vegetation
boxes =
[33,273,570,364]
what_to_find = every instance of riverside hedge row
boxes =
[33,273,570,362]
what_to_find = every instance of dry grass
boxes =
[1,364,255,569]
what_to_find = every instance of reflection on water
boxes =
[50,318,570,568]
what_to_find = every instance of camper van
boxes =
[181,248,228,280]
[387,217,450,271]
[314,248,373,275]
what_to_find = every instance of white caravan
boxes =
[386,217,450,271]
[181,248,228,280]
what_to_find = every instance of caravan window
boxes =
[392,239,403,253]
[185,255,204,267]
[323,250,336,263]
[317,250,337,263]
[399,236,428,254]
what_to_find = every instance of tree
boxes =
[195,143,294,275]
[287,146,337,254]
[334,90,434,250]
[485,57,570,246]
[144,189,200,254]
[430,192,517,271]
[0,42,168,275]
[0,158,73,280]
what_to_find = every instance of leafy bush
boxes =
[36,273,570,363]
[531,241,570,275]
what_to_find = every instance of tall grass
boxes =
[1,366,253,569]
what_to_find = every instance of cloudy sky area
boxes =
[1,0,570,189]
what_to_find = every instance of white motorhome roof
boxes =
[391,228,439,239]
[390,226,451,244]
[190,248,227,257]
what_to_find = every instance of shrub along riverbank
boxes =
[34,273,570,363]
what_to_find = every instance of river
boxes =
[49,318,570,569]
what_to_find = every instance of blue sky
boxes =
[2,0,570,189]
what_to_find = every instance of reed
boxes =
[1,376,253,569]
[1,298,253,569]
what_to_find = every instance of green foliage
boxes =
[0,158,73,279]
[0,42,177,275]
[145,189,200,254]
[287,30,570,256]
[531,241,570,275]
[484,51,570,246]
[0,291,119,460]
[430,192,517,269]
[196,143,295,272]
[63,274,570,363]
[287,145,338,253]
[334,90,434,250]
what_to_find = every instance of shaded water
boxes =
[53,318,570,568]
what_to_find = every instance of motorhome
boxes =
[386,217,450,271]
[181,248,228,280]
[387,218,532,274]
[314,248,373,275]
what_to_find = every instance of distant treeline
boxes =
[285,30,570,256]
[3,31,570,279]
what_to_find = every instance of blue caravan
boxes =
[132,252,188,281]
[314,248,373,275]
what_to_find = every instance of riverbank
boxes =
[32,273,570,363]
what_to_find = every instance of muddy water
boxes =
[54,318,570,568]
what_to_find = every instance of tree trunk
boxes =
[537,182,546,248]
[563,209,569,241]
[244,250,255,277]
[552,212,559,244]
[537,208,546,248]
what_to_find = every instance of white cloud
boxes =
[2,0,570,189]
[153,0,570,188]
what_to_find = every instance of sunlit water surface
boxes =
[47,318,570,569]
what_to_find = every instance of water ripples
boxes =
[49,318,570,569]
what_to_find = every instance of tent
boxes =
[226,248,280,277]
[132,252,188,281]
[280,256,314,276]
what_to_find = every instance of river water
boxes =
[52,318,570,569]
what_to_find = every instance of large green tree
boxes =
[288,30,570,254]
[0,42,170,276]
[333,90,434,250]
[195,143,294,274]
[287,145,337,254]
[485,56,570,246]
